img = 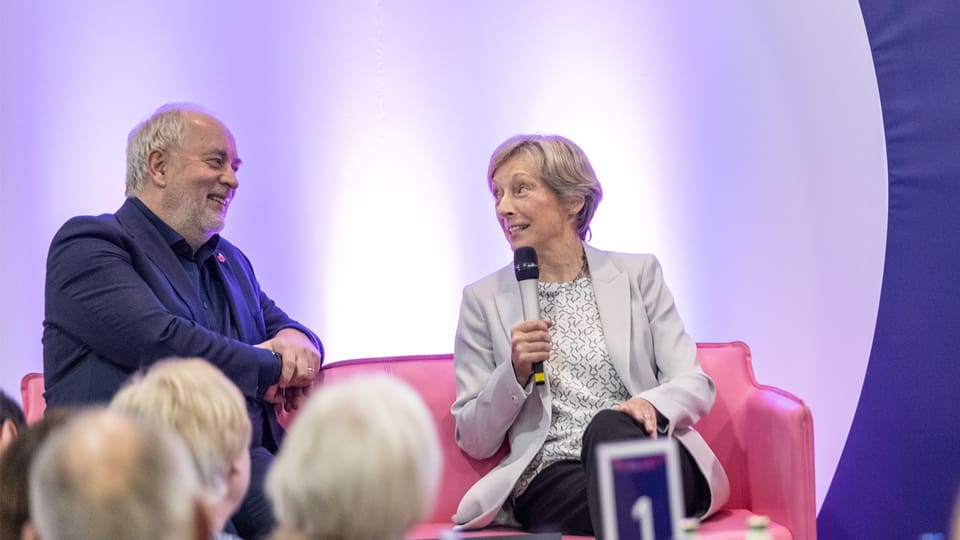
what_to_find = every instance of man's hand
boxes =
[263,385,308,412]
[281,386,310,412]
[264,383,284,405]
[614,397,660,439]
[256,328,322,388]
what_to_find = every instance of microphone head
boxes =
[513,246,539,281]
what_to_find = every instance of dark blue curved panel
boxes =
[819,2,960,537]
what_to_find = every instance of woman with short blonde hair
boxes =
[452,134,729,537]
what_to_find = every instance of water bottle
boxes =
[745,515,772,540]
[678,517,700,539]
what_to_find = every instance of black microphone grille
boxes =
[513,246,539,281]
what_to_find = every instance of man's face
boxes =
[159,112,241,248]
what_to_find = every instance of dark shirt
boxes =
[130,198,236,338]
[128,198,279,448]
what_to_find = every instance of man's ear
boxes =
[146,149,169,187]
[21,520,41,540]
[191,496,214,540]
[0,418,18,454]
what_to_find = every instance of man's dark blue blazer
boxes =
[42,198,322,449]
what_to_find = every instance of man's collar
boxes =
[127,197,220,261]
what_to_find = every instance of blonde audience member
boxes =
[266,375,441,540]
[26,408,210,540]
[110,358,252,539]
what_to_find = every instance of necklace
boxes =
[576,251,589,279]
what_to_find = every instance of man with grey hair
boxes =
[42,104,323,538]
[27,408,209,540]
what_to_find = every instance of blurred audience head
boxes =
[110,358,252,533]
[27,408,210,540]
[266,375,441,540]
[0,408,74,540]
[952,488,960,540]
[1,389,26,455]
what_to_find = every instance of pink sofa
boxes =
[23,341,815,539]
[279,341,815,540]
[20,372,45,424]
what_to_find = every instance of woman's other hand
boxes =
[615,397,660,439]
[510,319,552,385]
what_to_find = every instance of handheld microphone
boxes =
[513,246,545,386]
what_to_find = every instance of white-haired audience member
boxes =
[110,358,252,539]
[266,375,441,540]
[26,408,210,540]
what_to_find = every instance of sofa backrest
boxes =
[693,341,757,509]
[281,342,813,531]
[299,354,505,523]
[20,372,45,424]
[694,342,815,538]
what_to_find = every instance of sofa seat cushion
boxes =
[407,523,592,539]
[405,508,789,540]
[697,509,792,539]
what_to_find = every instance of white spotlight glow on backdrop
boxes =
[1,2,885,509]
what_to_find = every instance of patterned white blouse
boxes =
[512,275,631,498]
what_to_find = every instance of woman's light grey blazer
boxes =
[451,244,730,529]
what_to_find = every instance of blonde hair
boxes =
[110,358,251,501]
[267,375,441,540]
[488,134,603,240]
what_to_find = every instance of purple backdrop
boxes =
[819,1,960,536]
[0,2,889,515]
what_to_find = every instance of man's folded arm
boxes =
[259,291,324,364]
[46,221,280,399]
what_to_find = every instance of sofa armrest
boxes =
[742,388,816,540]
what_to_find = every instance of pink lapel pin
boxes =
[216,253,226,263]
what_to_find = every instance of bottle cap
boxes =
[747,515,770,529]
[680,517,700,532]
